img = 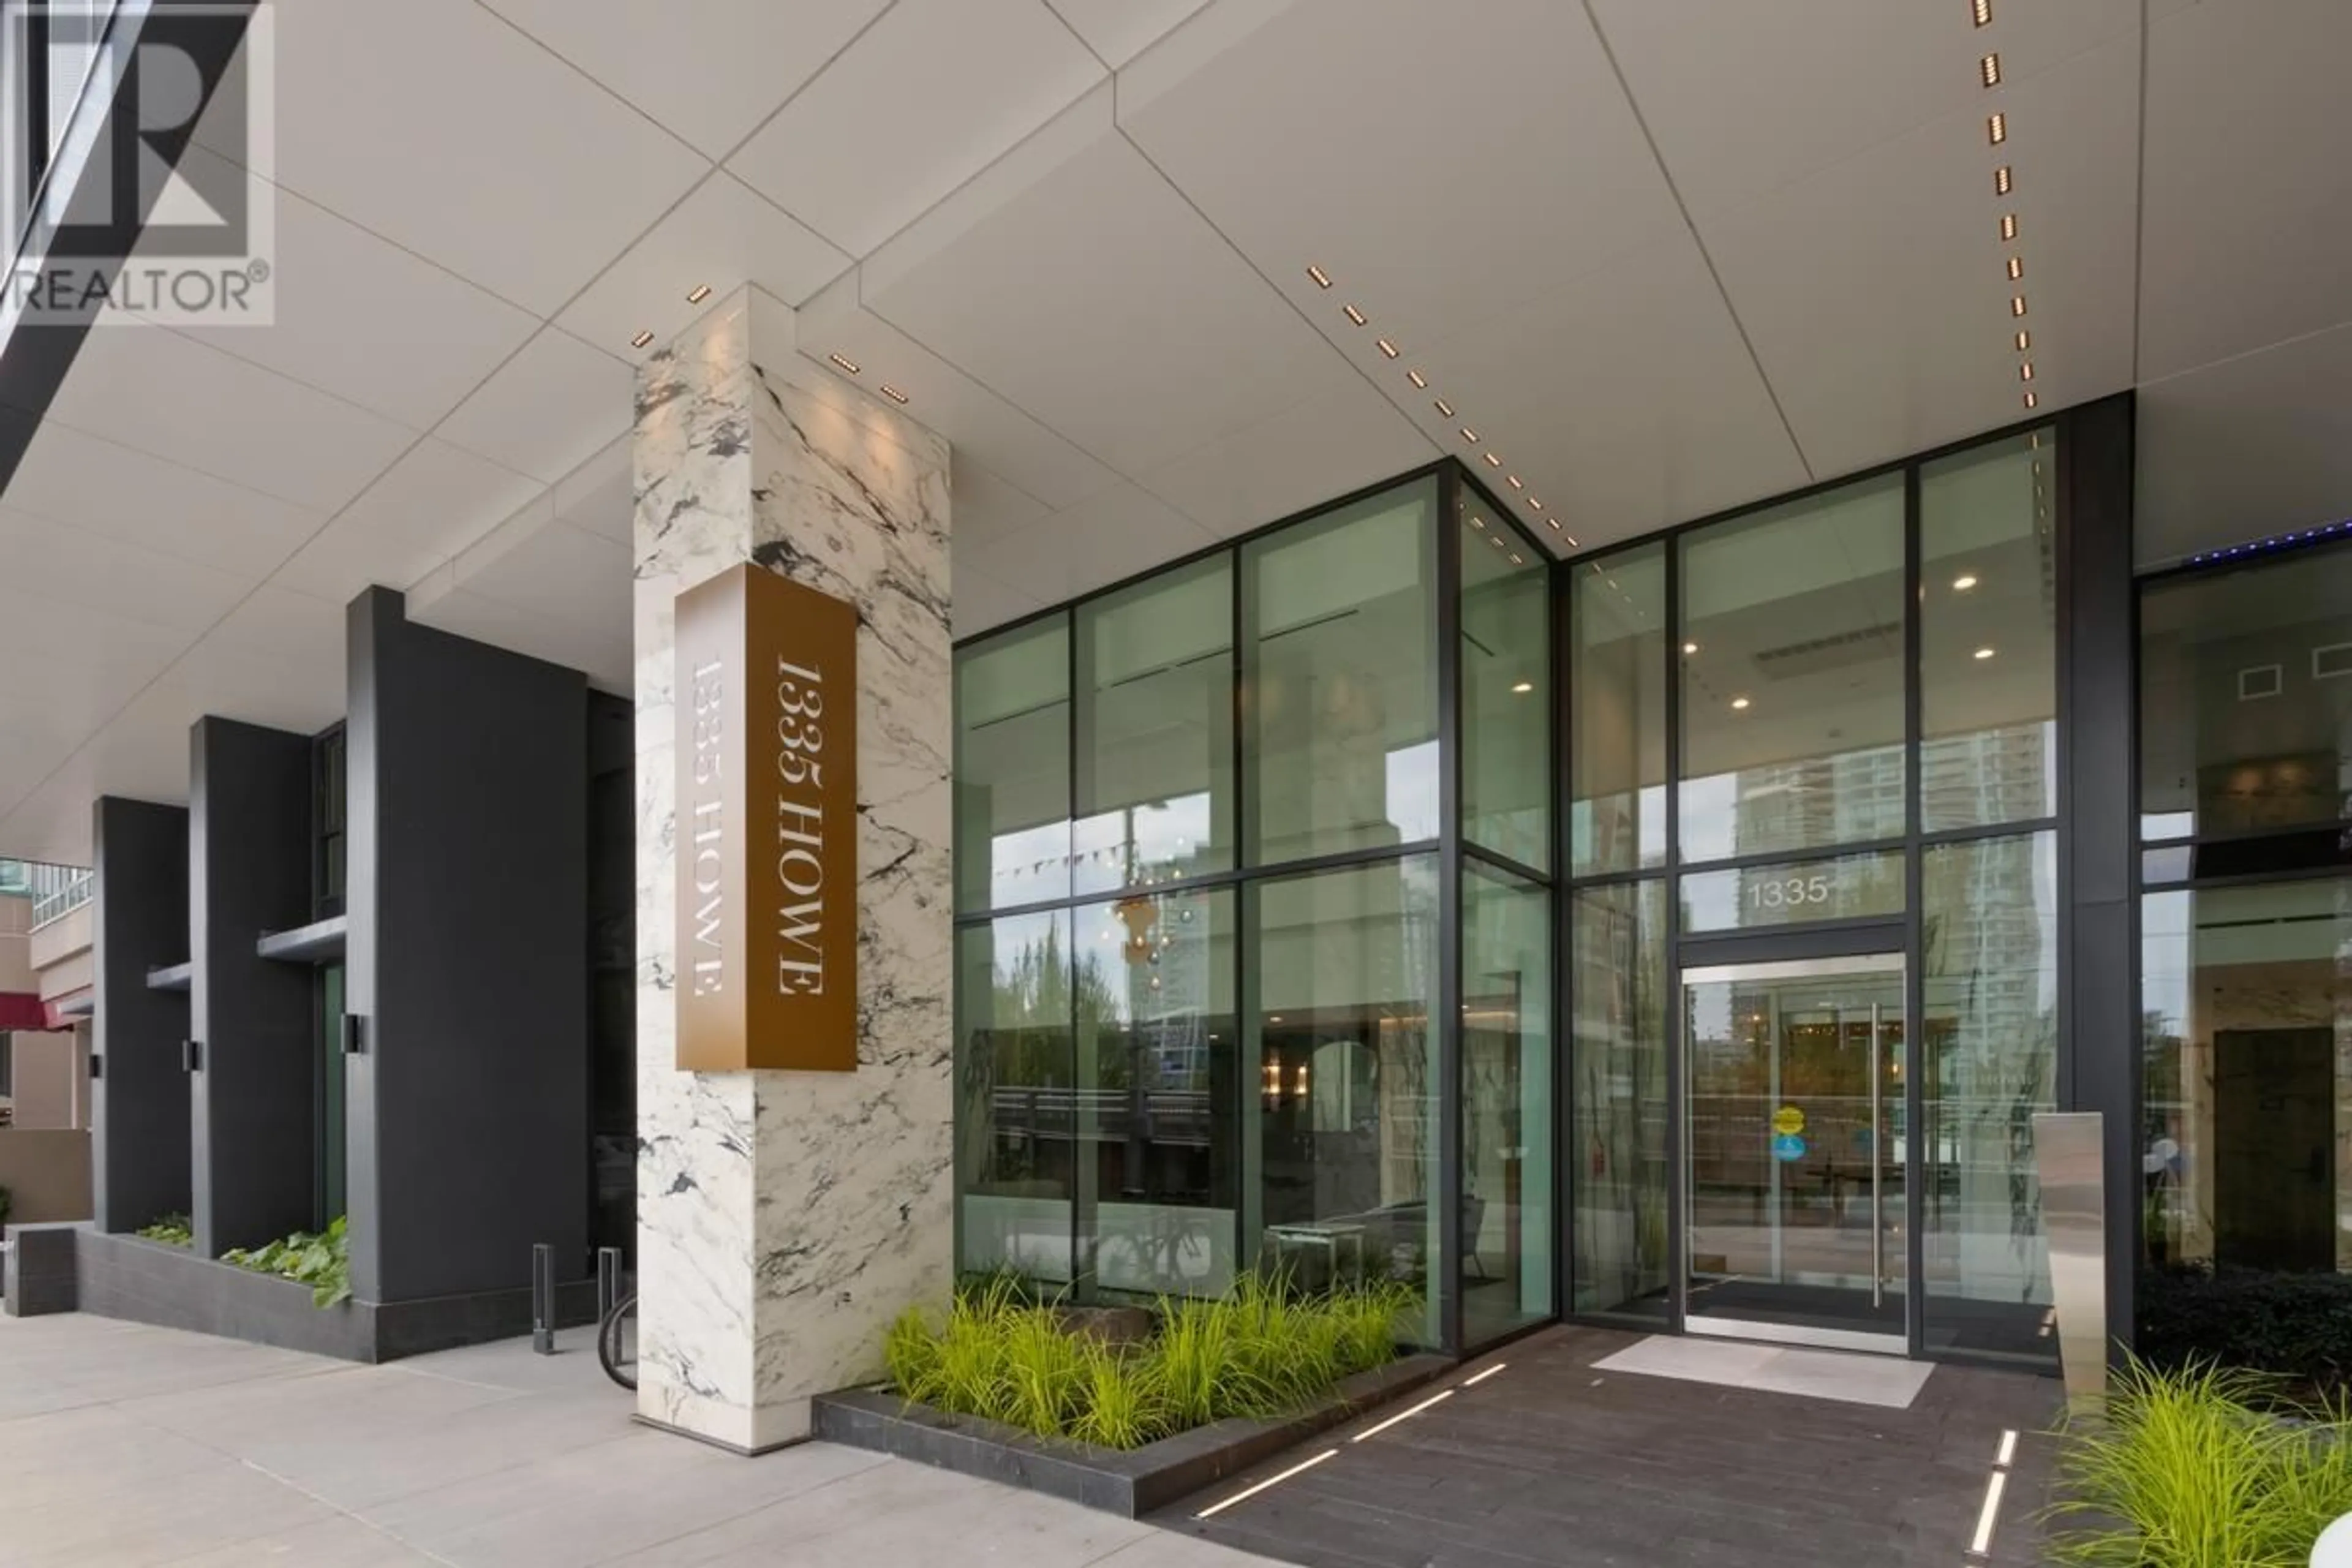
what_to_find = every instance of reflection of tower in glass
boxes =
[1729,740,1906,865]
[1930,829,2054,1308]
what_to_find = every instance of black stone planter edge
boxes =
[810,1352,1456,1518]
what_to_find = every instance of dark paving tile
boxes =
[1150,1326,2061,1568]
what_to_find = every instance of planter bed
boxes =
[812,1352,1452,1517]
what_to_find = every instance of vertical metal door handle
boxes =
[1869,1001,1884,1308]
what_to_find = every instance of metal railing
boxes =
[18,862,94,929]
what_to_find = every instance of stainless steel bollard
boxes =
[531,1242,555,1355]
[596,1246,622,1321]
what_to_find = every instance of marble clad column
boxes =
[633,287,953,1450]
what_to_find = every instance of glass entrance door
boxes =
[1681,953,1907,1352]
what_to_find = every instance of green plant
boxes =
[2045,1357,2352,1567]
[883,1277,1409,1451]
[135,1213,192,1248]
[221,1215,350,1308]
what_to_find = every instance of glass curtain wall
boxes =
[2139,540,2352,1361]
[1455,491,1554,1345]
[1566,426,2060,1361]
[956,471,1531,1348]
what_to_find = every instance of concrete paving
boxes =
[0,1312,1282,1568]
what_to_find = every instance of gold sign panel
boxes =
[674,564,859,1072]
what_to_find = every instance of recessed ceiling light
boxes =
[630,329,655,349]
[1981,53,2001,87]
[2023,390,2038,408]
[1376,337,1400,359]
[1953,574,1979,591]
[1434,398,1455,418]
[1269,1015,1283,1024]
[1490,533,1506,549]
[2020,361,2035,382]
[1974,0,1992,24]
[1307,265,1332,288]
[1564,534,1580,547]
[1683,641,1700,655]
[1974,646,1997,660]
[1528,496,1543,510]
[1509,553,1524,565]
[2007,255,2024,281]
[1988,112,2006,145]
[2000,213,2018,242]
[1548,519,1566,533]
[1731,696,1752,710]
[2016,329,2031,351]
[686,283,712,304]
[1471,515,1485,529]
[1511,681,1534,694]
[1994,165,2013,195]
[828,352,861,374]
[1460,427,1479,443]
[1483,452,1502,467]
[880,383,910,405]
[2011,295,2028,317]
[1408,369,1428,389]
[1507,475,1523,490]
[1343,303,1367,326]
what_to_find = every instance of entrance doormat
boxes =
[1594,1334,1934,1409]
[812,1352,1452,1517]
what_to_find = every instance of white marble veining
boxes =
[633,288,953,1450]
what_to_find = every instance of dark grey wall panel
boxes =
[91,796,191,1233]
[189,718,318,1256]
[346,588,589,1304]
[2057,391,2138,1355]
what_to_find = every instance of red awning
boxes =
[0,992,57,1031]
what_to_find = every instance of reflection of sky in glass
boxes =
[1073,791,1215,896]
[989,820,1070,908]
[1387,740,1441,843]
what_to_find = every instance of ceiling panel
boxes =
[1043,0,1212,67]
[1118,0,1688,359]
[2137,321,2352,567]
[952,454,1054,551]
[560,172,851,362]
[797,270,1121,508]
[727,0,1104,258]
[554,437,634,547]
[411,587,630,693]
[444,515,631,647]
[2138,0,2352,382]
[202,585,350,669]
[477,0,891,159]
[952,562,1045,639]
[959,480,1217,608]
[0,420,325,580]
[1139,366,1436,539]
[437,326,633,485]
[159,143,540,429]
[271,438,543,605]
[1412,229,1807,552]
[0,687,199,863]
[0,505,257,635]
[230,0,709,314]
[39,318,415,512]
[1698,32,2141,481]
[864,123,1359,480]
[1592,0,2139,230]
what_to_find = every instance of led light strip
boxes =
[1194,1447,1338,1518]
[1974,6,2037,412]
[1967,1428,2022,1558]
[1305,264,1577,548]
